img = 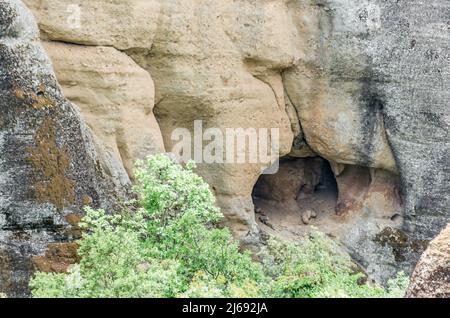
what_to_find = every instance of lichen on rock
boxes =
[27,118,76,210]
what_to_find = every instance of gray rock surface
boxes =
[0,0,126,297]
[371,0,449,243]
[353,0,449,277]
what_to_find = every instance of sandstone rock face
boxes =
[283,0,449,280]
[41,41,165,182]
[335,166,373,215]
[283,0,398,173]
[336,168,408,281]
[0,0,124,297]
[12,0,450,286]
[407,224,450,298]
[23,0,160,50]
[126,0,298,242]
[25,0,300,242]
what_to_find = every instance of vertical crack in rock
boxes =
[357,67,386,168]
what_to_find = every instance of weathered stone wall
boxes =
[1,0,448,291]
[283,0,449,281]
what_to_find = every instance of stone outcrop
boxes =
[126,0,298,243]
[23,0,160,50]
[0,0,125,297]
[283,0,449,281]
[283,0,398,173]
[41,41,165,182]
[407,224,450,298]
[3,0,450,290]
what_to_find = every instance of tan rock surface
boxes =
[26,0,402,244]
[23,0,160,50]
[43,41,165,182]
[126,0,298,240]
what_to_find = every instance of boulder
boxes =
[406,224,450,298]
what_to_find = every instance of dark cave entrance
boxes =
[315,159,339,199]
[252,156,339,237]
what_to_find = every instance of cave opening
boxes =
[252,155,341,239]
[315,159,339,199]
[252,154,405,241]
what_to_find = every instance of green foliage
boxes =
[30,155,263,298]
[135,156,221,227]
[180,271,262,298]
[29,154,408,298]
[385,271,410,298]
[260,233,408,298]
[31,208,182,298]
[134,156,263,285]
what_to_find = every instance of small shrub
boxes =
[135,155,265,292]
[385,271,409,298]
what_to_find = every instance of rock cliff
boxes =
[0,0,126,297]
[1,0,449,295]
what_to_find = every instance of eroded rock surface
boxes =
[283,0,398,173]
[126,0,298,242]
[23,0,160,50]
[0,0,125,297]
[283,0,449,281]
[407,224,450,298]
[42,41,165,182]
[9,0,450,287]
